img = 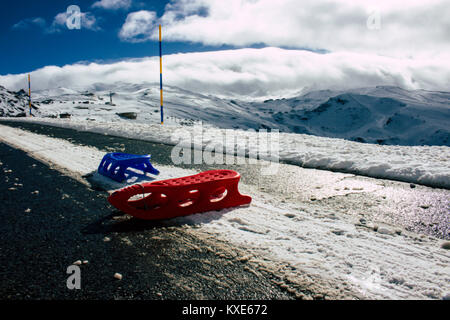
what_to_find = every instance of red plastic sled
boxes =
[108,170,252,220]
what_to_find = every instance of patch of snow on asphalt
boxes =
[178,197,450,299]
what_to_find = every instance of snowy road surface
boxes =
[0,123,449,299]
[2,117,449,189]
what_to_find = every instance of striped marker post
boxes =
[159,24,164,125]
[28,74,32,117]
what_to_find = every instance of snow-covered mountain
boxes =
[0,85,37,117]
[1,83,449,146]
[256,86,450,146]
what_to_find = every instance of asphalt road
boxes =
[1,119,449,302]
[0,142,292,300]
[1,120,448,240]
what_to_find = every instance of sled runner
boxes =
[108,170,252,220]
[98,152,160,182]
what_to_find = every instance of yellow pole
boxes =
[28,74,31,117]
[159,24,163,124]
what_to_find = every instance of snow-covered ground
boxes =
[2,117,449,189]
[2,83,449,146]
[0,86,34,117]
[2,81,449,188]
[0,123,448,300]
[1,79,449,299]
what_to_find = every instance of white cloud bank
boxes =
[121,0,450,59]
[1,48,449,100]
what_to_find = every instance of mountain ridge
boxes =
[1,83,448,146]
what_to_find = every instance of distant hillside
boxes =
[246,86,450,146]
[1,83,448,146]
[0,85,38,117]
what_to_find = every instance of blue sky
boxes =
[0,0,234,75]
[2,0,448,77]
[0,1,448,96]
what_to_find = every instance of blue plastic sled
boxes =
[98,152,160,182]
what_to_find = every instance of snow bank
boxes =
[177,198,450,300]
[1,117,449,189]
